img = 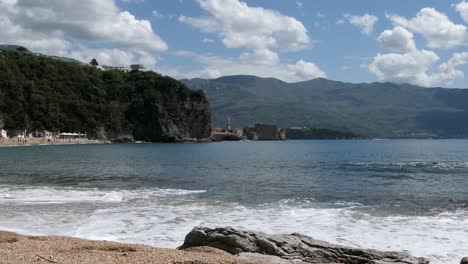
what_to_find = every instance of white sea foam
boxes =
[0,186,206,204]
[0,186,466,264]
[346,161,468,169]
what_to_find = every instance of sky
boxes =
[1,0,468,88]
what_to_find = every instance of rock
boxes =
[238,252,305,264]
[110,133,135,143]
[460,257,468,264]
[197,137,215,143]
[179,227,430,264]
[132,91,212,143]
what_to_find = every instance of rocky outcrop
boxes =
[461,257,468,264]
[179,227,429,264]
[130,91,212,143]
[0,50,212,143]
[110,133,135,143]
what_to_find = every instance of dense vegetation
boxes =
[182,75,468,138]
[286,128,361,140]
[0,50,211,141]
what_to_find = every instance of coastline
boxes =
[0,231,263,264]
[0,227,435,264]
[0,138,108,147]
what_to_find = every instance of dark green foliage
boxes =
[16,47,28,52]
[286,128,361,140]
[182,75,468,138]
[0,50,210,141]
[90,58,99,66]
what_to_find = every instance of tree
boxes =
[90,58,99,67]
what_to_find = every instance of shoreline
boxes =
[0,227,437,264]
[0,138,108,147]
[0,231,262,264]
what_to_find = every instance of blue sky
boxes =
[1,0,468,87]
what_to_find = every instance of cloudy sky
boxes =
[1,0,468,87]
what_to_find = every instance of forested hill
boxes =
[182,75,468,138]
[0,50,212,142]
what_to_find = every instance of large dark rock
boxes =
[460,257,468,264]
[179,227,429,264]
[130,92,212,143]
[110,133,135,143]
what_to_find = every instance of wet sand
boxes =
[0,231,264,264]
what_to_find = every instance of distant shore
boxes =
[0,231,261,264]
[0,138,108,147]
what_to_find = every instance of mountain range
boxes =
[182,75,468,138]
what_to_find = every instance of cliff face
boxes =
[0,50,211,142]
[131,92,212,142]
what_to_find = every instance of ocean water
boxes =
[0,140,467,263]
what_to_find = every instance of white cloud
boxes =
[433,52,468,85]
[69,48,157,67]
[369,49,468,87]
[387,8,468,48]
[455,1,468,23]
[296,1,303,8]
[240,49,279,65]
[179,0,310,65]
[12,0,167,51]
[336,19,345,25]
[202,38,215,43]
[377,26,416,53]
[369,50,439,86]
[345,13,379,35]
[371,7,468,87]
[178,15,221,33]
[163,52,326,82]
[120,0,144,3]
[0,0,166,68]
[152,9,164,19]
[287,60,326,81]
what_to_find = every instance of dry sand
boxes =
[0,231,264,264]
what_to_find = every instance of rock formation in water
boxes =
[0,49,212,142]
[179,226,430,264]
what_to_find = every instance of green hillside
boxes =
[182,75,468,138]
[0,50,211,142]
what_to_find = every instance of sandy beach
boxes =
[0,231,264,264]
[0,138,106,147]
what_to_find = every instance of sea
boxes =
[0,140,467,263]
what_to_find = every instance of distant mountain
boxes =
[182,75,468,138]
[0,45,32,53]
[0,44,83,64]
